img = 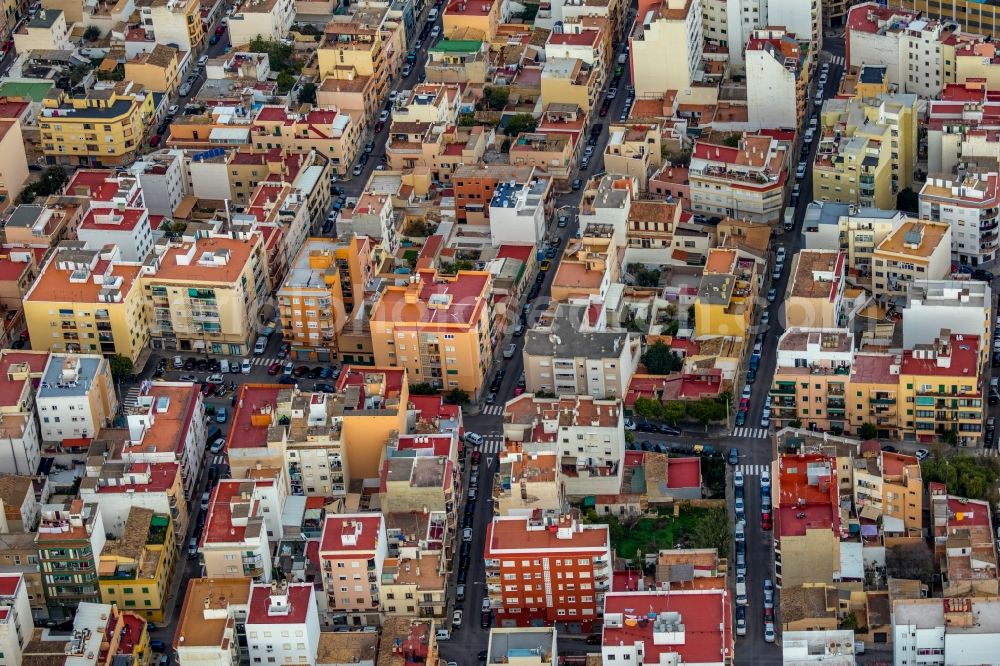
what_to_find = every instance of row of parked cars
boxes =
[733,468,775,642]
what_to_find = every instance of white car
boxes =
[452,610,463,628]
[379,109,390,122]
[207,373,224,384]
[776,246,786,262]
[606,87,617,100]
[462,528,473,542]
[241,358,252,374]
[197,55,209,68]
[209,437,226,454]
[734,470,744,488]
[795,162,806,179]
[764,622,776,643]
[761,467,771,489]
[741,385,751,400]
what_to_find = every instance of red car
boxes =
[267,361,281,376]
[374,121,385,133]
[215,24,226,36]
[761,511,771,531]
[149,135,161,147]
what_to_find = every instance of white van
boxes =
[428,7,438,20]
[435,628,450,641]
[254,336,268,354]
[220,359,230,374]
[241,358,252,374]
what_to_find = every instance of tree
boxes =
[789,419,803,428]
[662,400,687,423]
[408,382,437,395]
[723,134,741,148]
[688,398,725,425]
[687,305,696,326]
[691,509,730,557]
[922,455,1000,501]
[631,265,661,288]
[445,388,469,405]
[249,37,298,73]
[36,166,67,197]
[83,26,101,42]
[643,341,682,375]
[504,113,537,136]
[858,422,878,440]
[886,543,934,585]
[633,397,663,420]
[897,187,919,213]
[275,72,296,94]
[941,428,957,445]
[297,82,317,105]
[841,611,859,631]
[482,86,510,111]
[108,354,133,381]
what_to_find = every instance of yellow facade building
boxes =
[871,220,951,303]
[23,245,148,362]
[251,105,362,178]
[370,268,493,395]
[540,57,600,113]
[124,44,183,94]
[317,17,389,105]
[39,84,156,166]
[98,508,176,622]
[277,236,374,362]
[442,0,501,41]
[143,233,269,356]
[694,248,759,339]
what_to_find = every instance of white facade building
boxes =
[35,354,115,443]
[746,28,805,130]
[919,172,1000,267]
[246,582,320,666]
[489,179,548,246]
[78,461,185,538]
[903,280,991,364]
[725,0,765,69]
[775,328,855,371]
[631,0,703,96]
[133,150,188,218]
[578,174,635,248]
[0,574,31,666]
[893,598,1000,666]
[783,630,856,664]
[228,0,296,46]
[76,208,155,262]
[767,0,822,49]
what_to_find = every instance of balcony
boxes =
[772,384,796,396]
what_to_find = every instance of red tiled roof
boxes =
[900,335,979,379]
[227,385,282,449]
[247,583,313,625]
[319,514,383,554]
[666,458,700,489]
[0,573,20,596]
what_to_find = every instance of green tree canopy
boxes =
[408,382,438,395]
[482,86,510,110]
[108,354,134,381]
[504,113,538,136]
[643,341,683,375]
[858,423,878,439]
[297,82,317,105]
[633,396,663,420]
[922,455,1000,502]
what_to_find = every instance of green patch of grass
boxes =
[591,507,730,562]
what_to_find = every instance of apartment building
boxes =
[124,43,184,95]
[174,577,252,665]
[746,27,808,130]
[603,124,662,189]
[814,93,919,210]
[12,9,70,52]
[201,479,283,583]
[251,106,360,179]
[283,391,350,497]
[852,450,922,537]
[770,328,854,434]
[630,0,703,96]
[0,574,31,666]
[487,628,557,666]
[601,589,733,665]
[452,164,535,225]
[919,171,1000,267]
[893,597,1000,665]
[132,149,185,217]
[784,250,847,329]
[120,382,207,500]
[143,233,268,356]
[0,476,39,534]
[97,507,175,622]
[549,229,619,304]
[245,581,320,666]
[930,485,998,596]
[277,236,373,363]
[508,133,574,184]
[872,221,952,304]
[484,515,611,630]
[579,174,635,248]
[849,352,904,440]
[318,513,388,627]
[76,206,155,263]
[137,0,203,51]
[2,203,78,255]
[23,245,148,362]
[29,602,151,664]
[801,203,907,276]
[488,176,552,246]
[424,38,489,84]
[774,454,842,589]
[35,353,116,443]
[228,0,295,45]
[380,554,447,619]
[370,269,493,395]
[626,199,682,261]
[318,17,389,105]
[899,333,983,446]
[35,500,107,620]
[689,134,788,224]
[38,84,155,167]
[0,120,28,211]
[442,0,502,41]
[522,304,640,398]
[904,280,991,368]
[0,351,47,475]
[545,26,605,71]
[243,181,316,268]
[694,248,760,339]
[540,58,601,114]
[492,451,562,518]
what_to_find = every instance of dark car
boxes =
[209,33,220,45]
[215,24,226,35]
[293,365,309,377]
[972,268,994,282]
[880,444,898,453]
[599,101,610,117]
[307,366,322,379]
[200,383,214,396]
[316,383,335,393]
[156,123,168,135]
[728,447,739,465]
[208,359,220,372]
[585,634,602,645]
[149,135,161,147]
[374,121,384,133]
[184,357,196,370]
[318,366,334,379]
[278,376,297,385]
[196,359,210,371]
[267,362,281,376]
[735,410,746,426]
[571,178,582,190]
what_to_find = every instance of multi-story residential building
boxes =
[625,199,682,261]
[132,149,185,217]
[0,574,31,665]
[228,0,295,45]
[549,228,619,303]
[0,119,28,213]
[601,589,733,665]
[770,328,854,433]
[251,106,359,179]
[930,484,998,596]
[492,451,563,518]
[522,304,640,398]
[379,553,447,619]
[846,3,957,96]
[318,513,388,627]
[35,353,116,443]
[337,191,397,259]
[442,0,502,40]
[814,92,919,210]
[773,453,842,589]
[540,58,601,114]
[243,181,314,268]
[545,25,605,71]
[80,460,189,543]
[201,479,283,583]
[143,233,269,356]
[0,350,47,475]
[631,0,703,96]
[801,203,907,276]
[76,206,155,263]
[284,391,350,498]
[245,581,320,665]
[872,221,952,304]
[424,38,489,84]
[484,515,610,630]
[137,0,203,51]
[0,476,39,534]
[124,43,184,94]
[603,124,662,189]
[174,577,252,665]
[29,602,150,664]
[488,175,552,246]
[919,171,1000,267]
[35,500,107,620]
[746,27,808,130]
[852,450,923,537]
[689,134,789,224]
[97,507,175,622]
[899,333,983,445]
[904,280,992,369]
[488,628,558,665]
[23,245,148,362]
[277,236,373,363]
[38,83,155,166]
[452,164,535,225]
[370,268,493,395]
[508,133,574,184]
[893,597,1000,664]
[783,630,858,664]
[318,16,389,109]
[2,203,78,256]
[849,352,904,440]
[784,250,847,329]
[120,382,207,500]
[693,248,760,339]
[578,175,635,248]
[12,9,70,52]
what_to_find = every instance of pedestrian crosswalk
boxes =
[249,356,281,367]
[482,405,504,416]
[476,435,505,454]
[210,454,227,467]
[827,55,845,67]
[732,427,770,439]
[737,464,769,477]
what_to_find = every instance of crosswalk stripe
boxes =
[737,464,767,476]
[731,427,770,439]
[482,405,504,416]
